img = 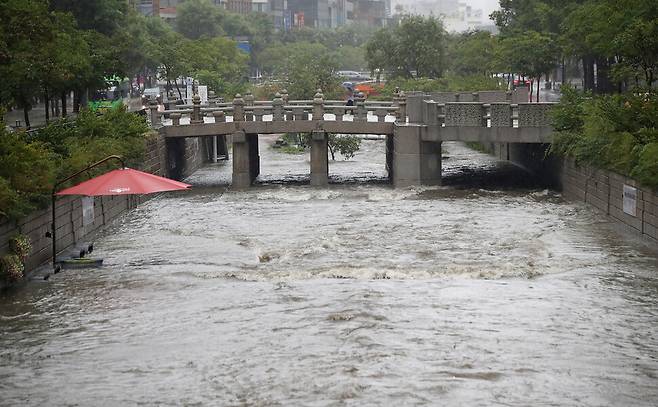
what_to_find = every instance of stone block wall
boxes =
[561,160,658,242]
[0,131,206,287]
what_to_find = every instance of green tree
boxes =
[449,31,497,77]
[328,135,361,161]
[612,19,658,87]
[0,0,58,127]
[365,15,446,79]
[175,0,225,40]
[499,30,558,101]
[49,0,128,35]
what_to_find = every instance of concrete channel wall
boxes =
[560,159,658,243]
[0,133,208,288]
[479,142,656,243]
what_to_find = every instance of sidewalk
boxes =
[3,95,77,130]
[3,96,143,130]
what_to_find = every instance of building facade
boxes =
[132,0,389,29]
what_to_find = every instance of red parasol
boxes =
[56,167,190,196]
[49,155,190,273]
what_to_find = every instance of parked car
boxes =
[513,78,531,88]
[337,70,371,82]
[141,87,162,105]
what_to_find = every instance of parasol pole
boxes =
[50,155,126,271]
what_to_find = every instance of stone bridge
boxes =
[150,90,555,188]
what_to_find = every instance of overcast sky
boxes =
[468,0,500,16]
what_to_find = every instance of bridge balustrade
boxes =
[155,91,399,128]
[154,89,558,190]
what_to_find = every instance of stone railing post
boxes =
[191,94,203,124]
[425,101,438,125]
[232,94,245,122]
[272,92,284,121]
[244,91,254,121]
[212,110,225,123]
[396,92,407,122]
[312,89,324,120]
[354,92,367,122]
[406,93,425,123]
[170,113,182,126]
[149,99,160,127]
[281,89,292,121]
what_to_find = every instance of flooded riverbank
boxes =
[1,138,657,406]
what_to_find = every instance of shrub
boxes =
[9,234,31,261]
[328,134,361,160]
[373,75,505,99]
[0,254,24,282]
[0,107,150,222]
[550,87,658,189]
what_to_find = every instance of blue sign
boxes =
[237,42,251,54]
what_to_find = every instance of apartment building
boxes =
[132,0,389,29]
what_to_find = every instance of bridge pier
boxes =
[392,124,442,187]
[232,131,260,189]
[310,130,329,186]
[248,133,260,182]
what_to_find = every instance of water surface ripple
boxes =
[1,139,657,406]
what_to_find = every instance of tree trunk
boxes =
[61,92,67,117]
[536,75,541,102]
[529,81,533,102]
[595,57,612,94]
[328,142,335,161]
[561,58,566,88]
[648,70,653,87]
[44,89,50,123]
[175,78,182,100]
[23,105,31,129]
[73,89,80,113]
[583,55,595,91]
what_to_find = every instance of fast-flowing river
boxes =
[1,137,657,406]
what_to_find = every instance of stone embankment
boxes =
[560,159,658,243]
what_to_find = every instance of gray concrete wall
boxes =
[165,135,209,180]
[560,159,658,243]
[0,131,193,288]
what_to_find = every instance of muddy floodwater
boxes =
[1,137,657,406]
